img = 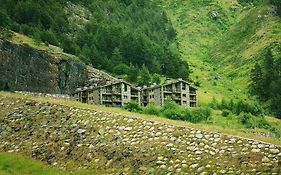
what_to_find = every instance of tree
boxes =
[113,63,129,75]
[250,63,264,99]
[0,11,10,27]
[111,47,123,65]
[151,74,161,84]
[138,65,151,85]
[127,64,139,82]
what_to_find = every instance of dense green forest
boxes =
[251,43,281,118]
[0,0,189,84]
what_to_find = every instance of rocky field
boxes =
[0,94,280,175]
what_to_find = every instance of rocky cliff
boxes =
[0,93,280,174]
[0,39,88,94]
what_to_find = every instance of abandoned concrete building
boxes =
[73,80,141,107]
[141,79,197,107]
[72,78,197,108]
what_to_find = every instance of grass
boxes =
[1,91,281,146]
[154,0,281,106]
[0,152,99,175]
[0,152,66,175]
[8,32,79,61]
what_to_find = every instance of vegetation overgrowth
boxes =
[0,0,189,83]
[209,97,280,137]
[124,97,281,138]
[250,42,281,118]
[124,100,212,124]
[154,0,281,119]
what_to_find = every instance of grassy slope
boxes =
[0,152,65,175]
[154,0,281,105]
[0,152,99,175]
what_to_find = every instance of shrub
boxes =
[143,103,161,116]
[239,112,255,128]
[161,99,184,120]
[222,110,231,117]
[162,98,178,111]
[182,107,212,123]
[209,97,219,109]
[238,112,270,129]
[162,108,183,120]
[124,101,142,112]
[219,98,228,110]
[234,99,263,116]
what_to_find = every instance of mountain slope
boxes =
[153,0,281,106]
[0,0,189,82]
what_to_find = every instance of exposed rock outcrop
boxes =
[0,39,88,94]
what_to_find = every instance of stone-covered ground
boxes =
[0,95,280,175]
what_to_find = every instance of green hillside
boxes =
[154,0,281,107]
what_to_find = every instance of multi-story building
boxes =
[141,79,197,107]
[73,78,197,108]
[72,80,141,107]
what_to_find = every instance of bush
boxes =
[162,99,178,111]
[191,107,212,123]
[234,99,263,116]
[209,97,219,109]
[182,107,212,123]
[143,103,161,116]
[162,108,183,120]
[219,98,228,110]
[238,112,270,129]
[222,110,231,117]
[124,101,142,112]
[239,112,255,128]
[214,98,264,116]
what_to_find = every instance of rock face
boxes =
[0,95,281,174]
[0,39,88,94]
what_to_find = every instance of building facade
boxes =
[141,79,197,107]
[72,79,197,108]
[72,80,141,107]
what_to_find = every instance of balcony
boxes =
[190,90,196,95]
[190,97,196,101]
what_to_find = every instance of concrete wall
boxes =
[92,89,100,105]
[153,87,162,106]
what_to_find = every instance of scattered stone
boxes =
[124,127,133,131]
[269,149,280,154]
[190,164,199,169]
[77,129,86,134]
[251,149,261,153]
[195,133,203,139]
[166,143,173,147]
[262,156,270,162]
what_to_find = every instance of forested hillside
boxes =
[0,0,189,84]
[251,43,281,118]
